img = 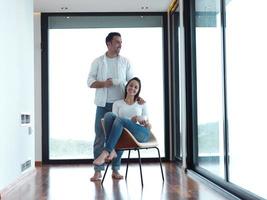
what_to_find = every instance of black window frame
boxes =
[41,12,170,164]
[183,0,265,199]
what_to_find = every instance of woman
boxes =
[93,77,151,173]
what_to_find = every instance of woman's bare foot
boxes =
[112,171,123,179]
[93,150,109,166]
[107,150,117,161]
[90,171,102,181]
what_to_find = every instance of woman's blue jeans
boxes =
[94,103,123,172]
[103,112,150,154]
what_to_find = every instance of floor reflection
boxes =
[1,163,231,200]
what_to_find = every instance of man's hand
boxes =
[105,78,113,88]
[137,97,146,105]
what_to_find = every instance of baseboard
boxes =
[0,168,36,199]
[35,161,42,167]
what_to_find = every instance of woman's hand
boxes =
[140,120,151,129]
[131,115,138,123]
[132,116,151,129]
[139,119,147,125]
[138,117,152,129]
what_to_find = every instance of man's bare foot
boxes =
[93,150,109,166]
[107,150,117,161]
[90,171,102,181]
[112,171,123,180]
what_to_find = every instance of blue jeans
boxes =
[103,112,150,153]
[93,103,123,172]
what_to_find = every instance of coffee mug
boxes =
[112,79,120,85]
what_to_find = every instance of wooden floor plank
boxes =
[1,162,236,200]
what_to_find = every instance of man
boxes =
[87,32,133,181]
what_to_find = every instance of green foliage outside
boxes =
[49,122,219,158]
[50,139,93,159]
[198,122,219,154]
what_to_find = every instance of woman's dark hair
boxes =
[124,77,141,101]
[105,32,121,45]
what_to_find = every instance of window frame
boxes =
[41,12,170,164]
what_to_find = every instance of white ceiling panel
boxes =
[34,0,173,13]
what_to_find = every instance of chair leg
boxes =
[155,147,164,181]
[101,162,110,185]
[125,150,131,180]
[137,149,143,187]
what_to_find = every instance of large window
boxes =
[43,15,166,161]
[225,1,267,198]
[195,0,225,178]
[186,0,267,199]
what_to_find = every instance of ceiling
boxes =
[34,0,173,13]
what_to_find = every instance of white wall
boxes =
[34,13,42,162]
[0,0,34,190]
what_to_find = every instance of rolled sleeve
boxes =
[126,59,134,81]
[87,59,98,87]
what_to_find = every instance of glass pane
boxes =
[225,0,267,198]
[178,26,183,159]
[48,27,165,159]
[195,0,225,178]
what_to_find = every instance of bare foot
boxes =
[90,171,102,181]
[93,150,109,166]
[112,171,123,180]
[107,150,117,161]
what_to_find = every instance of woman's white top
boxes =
[87,54,133,107]
[112,99,148,120]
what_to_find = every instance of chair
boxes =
[100,119,164,187]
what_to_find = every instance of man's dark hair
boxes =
[105,32,121,45]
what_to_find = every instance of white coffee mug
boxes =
[112,79,120,85]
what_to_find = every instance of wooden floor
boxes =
[1,162,237,200]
